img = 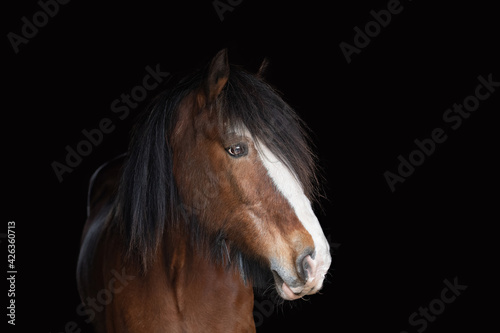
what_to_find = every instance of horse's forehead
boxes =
[231,125,301,198]
[229,124,253,139]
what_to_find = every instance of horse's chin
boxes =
[273,275,326,301]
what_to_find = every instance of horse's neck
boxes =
[156,231,257,331]
[99,225,256,332]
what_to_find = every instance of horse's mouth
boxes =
[271,254,327,301]
[271,269,315,301]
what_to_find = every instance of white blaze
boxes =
[257,142,332,283]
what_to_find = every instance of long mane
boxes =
[113,64,319,283]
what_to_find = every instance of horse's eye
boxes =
[226,143,248,158]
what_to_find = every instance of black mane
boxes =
[113,64,319,285]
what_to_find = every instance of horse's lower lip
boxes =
[280,282,302,300]
[272,270,303,300]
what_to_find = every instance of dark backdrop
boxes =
[4,0,498,332]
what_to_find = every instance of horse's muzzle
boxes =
[271,248,331,300]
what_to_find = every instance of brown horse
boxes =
[77,49,332,332]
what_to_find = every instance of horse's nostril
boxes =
[300,254,317,282]
[296,249,316,282]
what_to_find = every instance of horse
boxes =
[77,49,332,332]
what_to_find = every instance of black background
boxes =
[4,0,498,332]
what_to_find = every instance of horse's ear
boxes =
[203,48,230,104]
[256,57,270,78]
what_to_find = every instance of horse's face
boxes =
[171,50,331,300]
